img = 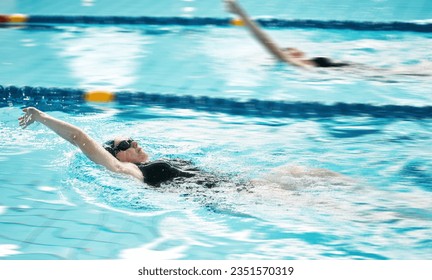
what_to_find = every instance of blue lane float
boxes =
[2,85,432,119]
[0,14,431,32]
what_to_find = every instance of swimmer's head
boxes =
[103,137,149,163]
[311,57,334,67]
[310,57,350,68]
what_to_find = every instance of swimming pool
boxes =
[1,0,432,260]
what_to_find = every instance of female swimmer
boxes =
[18,107,347,188]
[224,0,350,69]
[225,0,432,77]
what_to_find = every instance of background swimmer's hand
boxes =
[18,107,40,129]
[224,0,240,15]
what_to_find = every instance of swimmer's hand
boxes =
[18,107,41,129]
[224,0,240,15]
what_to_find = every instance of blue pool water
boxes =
[1,0,432,260]
[1,104,431,259]
[1,24,432,104]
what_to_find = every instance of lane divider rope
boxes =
[1,14,431,32]
[1,85,431,119]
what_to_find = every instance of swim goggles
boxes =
[104,138,134,157]
[114,139,134,153]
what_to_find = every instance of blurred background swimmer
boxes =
[224,0,432,76]
[224,0,350,68]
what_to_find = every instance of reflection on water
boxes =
[201,28,272,88]
[53,27,150,91]
[81,0,95,7]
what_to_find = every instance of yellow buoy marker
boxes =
[9,14,28,23]
[230,18,245,26]
[84,90,115,102]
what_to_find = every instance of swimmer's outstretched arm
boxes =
[18,107,143,180]
[225,0,309,67]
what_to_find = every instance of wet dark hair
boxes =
[103,140,117,158]
[311,57,349,68]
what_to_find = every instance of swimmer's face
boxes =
[283,47,305,58]
[114,137,149,163]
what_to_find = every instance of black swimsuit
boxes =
[136,159,222,188]
[136,160,195,187]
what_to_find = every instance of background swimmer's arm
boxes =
[225,0,308,67]
[18,107,144,181]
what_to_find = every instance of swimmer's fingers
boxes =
[18,114,32,129]
[18,108,36,129]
